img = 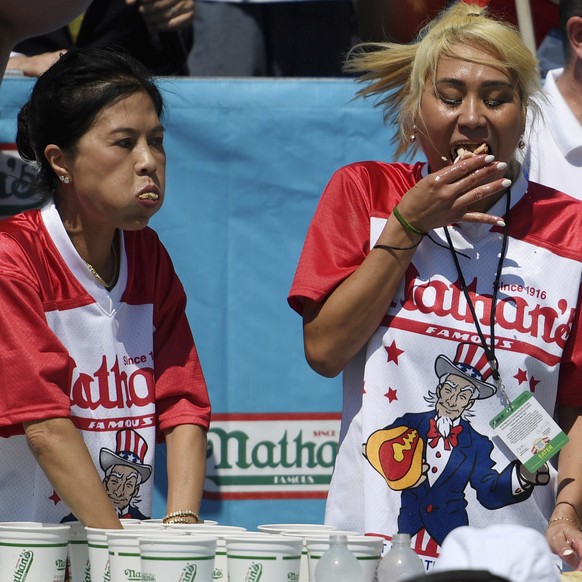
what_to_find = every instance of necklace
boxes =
[83,240,119,290]
[444,189,512,407]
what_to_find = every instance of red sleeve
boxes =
[557,280,582,407]
[287,165,375,315]
[151,241,211,435]
[0,237,72,436]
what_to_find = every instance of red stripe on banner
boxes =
[211,412,342,421]
[0,143,17,151]
[379,315,561,367]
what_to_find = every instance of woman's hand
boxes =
[396,153,511,233]
[546,521,582,571]
[126,0,194,32]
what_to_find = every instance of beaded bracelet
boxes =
[392,206,428,237]
[162,509,200,524]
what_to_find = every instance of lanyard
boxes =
[443,190,512,407]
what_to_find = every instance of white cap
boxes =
[433,524,561,582]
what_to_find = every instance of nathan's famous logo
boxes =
[205,416,340,499]
[245,562,263,582]
[70,355,154,410]
[123,568,142,581]
[400,265,575,348]
[180,563,197,582]
[13,549,33,582]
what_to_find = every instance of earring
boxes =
[409,125,417,144]
[518,138,525,150]
[59,175,71,184]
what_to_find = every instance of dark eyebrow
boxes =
[435,78,515,90]
[108,125,165,135]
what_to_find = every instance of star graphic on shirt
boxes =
[385,341,404,364]
[49,490,61,505]
[384,387,398,403]
[514,368,528,385]
[529,376,540,393]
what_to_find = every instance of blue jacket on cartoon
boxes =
[391,410,530,546]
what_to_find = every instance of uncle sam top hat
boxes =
[100,428,152,483]
[435,342,497,400]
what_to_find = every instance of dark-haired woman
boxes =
[0,47,210,528]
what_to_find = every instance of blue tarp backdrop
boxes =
[0,77,399,529]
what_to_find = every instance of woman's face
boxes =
[64,90,166,231]
[415,45,525,173]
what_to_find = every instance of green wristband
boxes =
[392,206,427,237]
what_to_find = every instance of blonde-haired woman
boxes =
[289,1,582,570]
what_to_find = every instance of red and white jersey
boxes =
[0,201,210,522]
[289,161,582,567]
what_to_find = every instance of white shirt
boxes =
[523,68,582,199]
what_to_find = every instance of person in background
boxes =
[0,0,89,81]
[288,1,582,570]
[0,47,211,527]
[186,0,355,76]
[7,0,194,77]
[354,0,559,60]
[521,0,582,199]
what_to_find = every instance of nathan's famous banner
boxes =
[206,413,341,499]
[0,77,396,529]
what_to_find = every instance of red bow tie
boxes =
[428,418,463,450]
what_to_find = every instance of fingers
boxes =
[547,524,582,569]
[136,0,194,31]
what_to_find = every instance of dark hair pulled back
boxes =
[16,46,165,198]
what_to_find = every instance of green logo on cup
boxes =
[180,563,197,582]
[213,567,224,579]
[245,562,263,582]
[83,561,91,582]
[13,549,34,582]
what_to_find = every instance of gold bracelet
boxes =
[162,510,200,524]
[548,515,580,528]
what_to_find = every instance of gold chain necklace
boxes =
[83,241,118,289]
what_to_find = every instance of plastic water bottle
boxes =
[376,533,426,581]
[315,533,363,582]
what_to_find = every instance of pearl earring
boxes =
[409,125,417,144]
[59,175,71,184]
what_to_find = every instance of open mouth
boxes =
[451,143,490,163]
[138,192,159,201]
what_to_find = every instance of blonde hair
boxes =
[345,1,541,159]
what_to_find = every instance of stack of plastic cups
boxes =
[0,522,70,582]
[165,523,247,580]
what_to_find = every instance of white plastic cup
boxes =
[184,529,261,582]
[305,535,384,582]
[107,531,145,582]
[226,534,303,582]
[257,523,336,534]
[139,534,217,581]
[86,527,123,582]
[66,521,90,582]
[107,528,190,582]
[0,522,70,582]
